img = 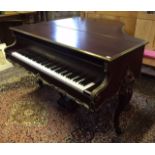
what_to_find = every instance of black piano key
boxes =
[50,65,58,70]
[68,73,77,78]
[43,62,51,66]
[73,73,85,82]
[41,61,51,65]
[73,76,81,82]
[60,70,68,75]
[80,78,92,86]
[65,72,73,78]
[20,52,56,67]
[24,55,42,62]
[56,67,66,73]
[24,53,45,62]
[23,53,38,59]
[77,78,85,84]
[45,63,55,67]
[62,70,72,78]
[60,66,73,76]
[56,65,66,73]
[54,66,62,72]
[31,57,45,62]
[20,51,43,60]
[46,63,57,68]
[80,80,88,85]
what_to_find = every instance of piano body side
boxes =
[92,45,145,109]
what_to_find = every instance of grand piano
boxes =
[5,17,146,135]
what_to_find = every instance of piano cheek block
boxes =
[83,90,92,97]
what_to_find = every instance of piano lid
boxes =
[10,17,146,61]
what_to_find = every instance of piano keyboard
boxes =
[11,51,96,93]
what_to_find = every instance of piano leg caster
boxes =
[114,69,135,135]
[57,93,78,112]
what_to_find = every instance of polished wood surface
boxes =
[10,17,146,61]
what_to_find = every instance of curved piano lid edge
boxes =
[110,40,148,61]
[113,20,148,61]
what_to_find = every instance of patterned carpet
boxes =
[0,66,155,143]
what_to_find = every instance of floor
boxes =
[0,66,155,142]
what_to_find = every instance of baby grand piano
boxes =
[5,17,146,135]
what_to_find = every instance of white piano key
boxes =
[83,82,95,90]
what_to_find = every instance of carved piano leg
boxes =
[114,70,135,134]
